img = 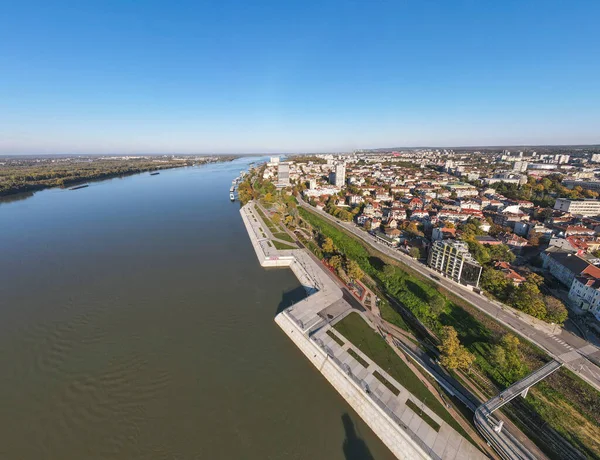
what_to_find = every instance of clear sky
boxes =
[1,0,599,154]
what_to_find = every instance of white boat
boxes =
[230,192,235,201]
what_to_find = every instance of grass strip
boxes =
[374,370,400,396]
[326,330,344,346]
[348,349,369,368]
[272,240,297,250]
[255,206,279,233]
[406,399,441,432]
[273,232,294,243]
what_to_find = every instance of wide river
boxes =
[0,157,394,460]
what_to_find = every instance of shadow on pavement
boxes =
[276,285,308,314]
[342,413,374,460]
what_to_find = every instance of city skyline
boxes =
[1,0,599,154]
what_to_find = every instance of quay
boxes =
[240,201,484,460]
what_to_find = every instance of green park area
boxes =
[299,206,600,459]
[334,312,469,438]
[272,240,296,250]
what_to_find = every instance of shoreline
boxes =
[239,201,484,460]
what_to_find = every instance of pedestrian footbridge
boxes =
[474,360,562,460]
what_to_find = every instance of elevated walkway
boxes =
[474,360,562,460]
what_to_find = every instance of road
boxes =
[297,197,600,393]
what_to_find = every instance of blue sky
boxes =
[1,0,599,154]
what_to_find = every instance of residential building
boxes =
[330,162,346,187]
[494,261,526,286]
[427,240,482,287]
[542,250,600,287]
[431,227,456,241]
[513,161,528,173]
[277,163,290,187]
[554,198,600,216]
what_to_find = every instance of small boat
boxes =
[69,184,89,190]
[150,172,160,176]
[230,192,235,201]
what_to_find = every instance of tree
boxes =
[527,273,545,287]
[510,280,547,319]
[329,255,343,270]
[488,244,516,263]
[321,237,335,254]
[480,267,512,301]
[430,295,446,316]
[438,326,475,371]
[346,259,364,280]
[383,264,396,278]
[528,232,540,247]
[490,345,507,368]
[497,334,527,380]
[544,296,568,325]
[466,239,491,265]
[409,246,421,259]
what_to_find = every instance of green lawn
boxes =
[272,240,296,250]
[255,206,279,233]
[273,232,294,243]
[333,312,469,438]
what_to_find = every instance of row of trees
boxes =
[438,326,475,371]
[481,269,568,324]
[319,236,364,282]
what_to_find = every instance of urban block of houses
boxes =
[542,249,600,288]
[494,261,526,285]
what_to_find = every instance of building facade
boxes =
[427,240,482,287]
[330,162,346,187]
[554,198,600,216]
[277,163,290,187]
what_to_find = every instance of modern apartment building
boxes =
[277,163,290,187]
[427,240,482,287]
[329,162,346,187]
[554,198,600,216]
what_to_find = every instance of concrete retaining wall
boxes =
[275,312,430,460]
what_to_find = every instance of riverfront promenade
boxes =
[240,202,485,460]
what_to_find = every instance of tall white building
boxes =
[330,162,346,187]
[277,163,290,187]
[513,161,528,173]
[270,156,280,164]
